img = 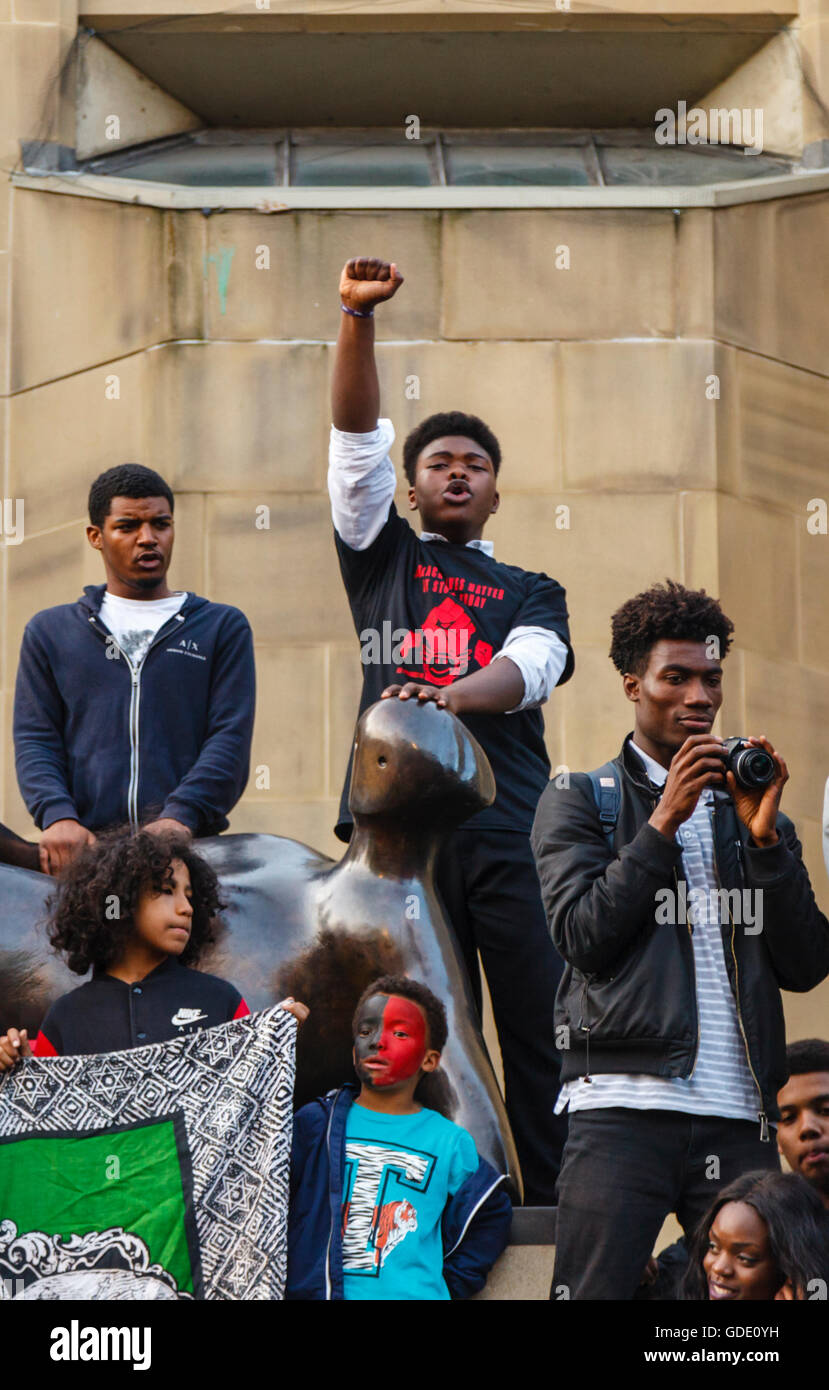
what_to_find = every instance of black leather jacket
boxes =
[530,736,829,1125]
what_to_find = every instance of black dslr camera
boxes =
[722,737,776,790]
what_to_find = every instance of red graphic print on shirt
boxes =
[396,596,494,687]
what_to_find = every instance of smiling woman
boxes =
[704,1200,783,1300]
[682,1170,829,1301]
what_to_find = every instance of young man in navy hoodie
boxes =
[287,974,511,1300]
[13,464,255,875]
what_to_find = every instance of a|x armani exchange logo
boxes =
[166,639,207,662]
[171,1008,208,1028]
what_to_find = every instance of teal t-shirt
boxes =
[341,1102,479,1300]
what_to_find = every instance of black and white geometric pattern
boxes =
[0,1006,296,1300]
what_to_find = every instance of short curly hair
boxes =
[786,1038,829,1076]
[609,579,734,676]
[402,412,501,486]
[352,974,448,1053]
[88,464,174,529]
[45,828,226,975]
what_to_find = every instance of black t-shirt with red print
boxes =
[335,505,573,839]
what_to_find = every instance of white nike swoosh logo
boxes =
[171,1009,208,1026]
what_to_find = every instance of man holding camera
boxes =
[531,580,829,1300]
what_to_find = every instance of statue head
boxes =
[348,698,495,831]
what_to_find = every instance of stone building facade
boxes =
[2,1,828,1053]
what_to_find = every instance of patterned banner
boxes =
[0,1006,295,1300]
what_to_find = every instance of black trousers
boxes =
[552,1107,781,1300]
[435,827,567,1205]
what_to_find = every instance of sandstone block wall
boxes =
[1,190,827,1037]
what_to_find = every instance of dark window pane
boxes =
[111,145,279,186]
[600,146,789,186]
[446,143,590,186]
[292,142,432,186]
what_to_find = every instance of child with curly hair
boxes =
[0,828,305,1065]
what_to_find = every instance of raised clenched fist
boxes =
[339,257,404,314]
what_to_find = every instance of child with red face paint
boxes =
[286,974,512,1300]
[681,1171,829,1301]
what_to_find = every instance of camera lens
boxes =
[734,747,775,789]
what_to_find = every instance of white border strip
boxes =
[10,168,829,209]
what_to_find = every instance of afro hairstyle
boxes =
[609,579,734,676]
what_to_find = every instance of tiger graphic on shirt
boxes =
[370,1200,418,1268]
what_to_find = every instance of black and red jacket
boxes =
[31,956,249,1057]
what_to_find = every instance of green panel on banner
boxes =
[0,1116,194,1293]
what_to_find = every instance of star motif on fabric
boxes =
[205,1161,262,1226]
[199,1033,235,1066]
[218,1239,264,1296]
[14,1070,55,1107]
[221,1175,254,1219]
[89,1068,133,1097]
[209,1101,240,1134]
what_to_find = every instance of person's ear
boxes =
[420,1049,441,1075]
[86,524,103,551]
[490,489,500,515]
[407,484,418,512]
[773,1279,795,1301]
[622,673,640,704]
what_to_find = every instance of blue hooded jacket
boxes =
[13,584,255,837]
[287,1084,513,1300]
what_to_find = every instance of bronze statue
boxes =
[0,823,39,873]
[0,699,521,1195]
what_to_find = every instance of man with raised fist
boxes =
[328,256,575,1205]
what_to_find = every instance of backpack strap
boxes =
[586,762,620,847]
